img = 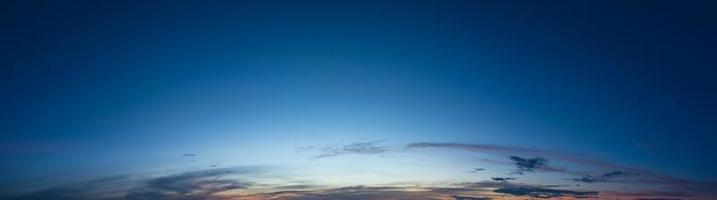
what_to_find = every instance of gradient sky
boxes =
[2,1,717,200]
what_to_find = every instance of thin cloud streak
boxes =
[305,141,390,159]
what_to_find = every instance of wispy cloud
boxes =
[493,187,598,199]
[3,167,260,200]
[451,195,492,200]
[3,175,138,200]
[126,168,253,200]
[305,141,390,159]
[490,177,515,182]
[406,142,619,170]
[470,168,485,173]
[406,142,576,157]
[570,170,636,183]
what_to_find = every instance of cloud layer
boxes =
[1,168,604,200]
[3,142,715,200]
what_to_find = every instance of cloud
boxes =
[240,185,450,200]
[451,180,524,190]
[243,185,493,200]
[571,177,598,183]
[602,171,632,178]
[406,142,619,170]
[605,190,694,199]
[509,156,548,175]
[2,168,258,200]
[451,195,491,200]
[311,141,389,159]
[470,168,485,173]
[126,168,253,200]
[490,177,515,182]
[406,142,717,195]
[2,169,492,200]
[493,187,598,198]
[0,170,605,200]
[541,184,569,188]
[570,171,636,183]
[6,141,717,200]
[2,175,138,200]
[3,170,706,200]
[406,142,573,158]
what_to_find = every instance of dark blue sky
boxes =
[2,1,717,197]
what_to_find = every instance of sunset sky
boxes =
[2,1,716,200]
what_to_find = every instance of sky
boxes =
[1,0,717,200]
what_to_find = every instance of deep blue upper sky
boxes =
[2,0,716,186]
